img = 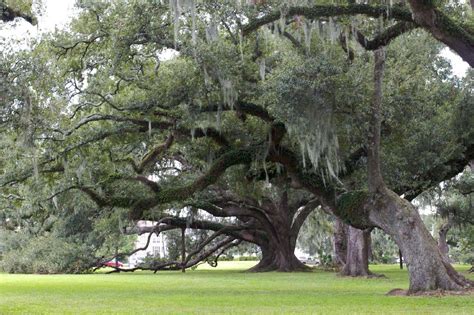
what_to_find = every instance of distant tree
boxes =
[297,209,334,264]
[431,166,473,260]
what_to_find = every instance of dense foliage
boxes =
[0,0,472,287]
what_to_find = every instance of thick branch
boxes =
[243,5,413,35]
[158,217,257,243]
[407,0,474,67]
[354,22,418,50]
[290,199,320,237]
[243,3,474,66]
[128,146,257,219]
[136,134,174,173]
[267,146,335,209]
[199,101,275,123]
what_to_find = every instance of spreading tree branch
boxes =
[243,3,474,66]
[243,4,413,35]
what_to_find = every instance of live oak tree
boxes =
[192,181,320,272]
[0,0,473,293]
[336,42,474,278]
[131,179,319,272]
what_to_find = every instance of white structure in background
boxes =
[128,221,168,268]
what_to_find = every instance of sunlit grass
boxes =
[0,263,472,314]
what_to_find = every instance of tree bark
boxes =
[407,0,474,67]
[340,226,371,276]
[333,218,348,266]
[181,228,186,273]
[249,192,312,272]
[249,241,309,272]
[367,189,472,292]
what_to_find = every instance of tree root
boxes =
[386,288,474,296]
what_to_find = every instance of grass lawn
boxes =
[0,262,472,314]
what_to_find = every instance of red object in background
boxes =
[104,261,123,267]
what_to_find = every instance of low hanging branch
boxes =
[94,216,177,270]
[99,218,243,274]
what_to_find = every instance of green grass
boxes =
[0,263,473,314]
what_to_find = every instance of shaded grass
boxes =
[0,263,472,314]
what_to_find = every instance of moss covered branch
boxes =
[243,3,474,66]
[354,22,418,50]
[81,146,261,220]
[242,4,413,36]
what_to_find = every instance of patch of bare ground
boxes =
[386,288,474,297]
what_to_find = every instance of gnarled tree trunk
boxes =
[356,47,471,293]
[367,189,472,292]
[249,192,312,272]
[249,240,308,272]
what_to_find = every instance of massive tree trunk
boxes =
[340,226,372,277]
[333,218,348,266]
[249,218,309,272]
[249,239,308,272]
[346,47,472,292]
[202,188,318,273]
[268,45,472,290]
[249,192,313,272]
[368,48,471,293]
[367,189,472,292]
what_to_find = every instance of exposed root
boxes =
[247,260,312,273]
[367,272,387,279]
[386,288,406,296]
[338,270,386,279]
[386,288,474,297]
